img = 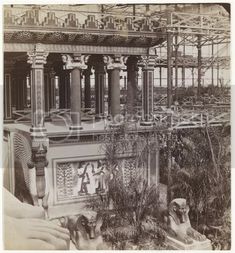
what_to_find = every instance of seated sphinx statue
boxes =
[166,198,207,244]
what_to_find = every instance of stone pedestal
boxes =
[166,236,212,250]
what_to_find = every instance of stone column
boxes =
[4,61,14,121]
[59,69,70,109]
[62,54,89,130]
[49,68,56,110]
[126,56,138,115]
[107,70,112,115]
[139,56,156,125]
[94,62,105,118]
[27,43,49,210]
[14,64,26,111]
[104,55,127,124]
[27,43,48,133]
[83,67,92,110]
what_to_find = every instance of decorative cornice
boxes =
[62,54,90,70]
[103,55,128,70]
[27,43,48,68]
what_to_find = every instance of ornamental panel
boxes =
[53,157,147,204]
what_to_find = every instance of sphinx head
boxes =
[169,198,189,224]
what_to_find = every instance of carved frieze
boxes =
[83,15,98,29]
[21,10,39,26]
[4,9,14,25]
[103,16,118,30]
[123,17,135,31]
[64,13,80,28]
[12,31,35,42]
[140,18,154,32]
[45,32,67,43]
[42,12,61,27]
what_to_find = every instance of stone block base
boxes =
[166,235,212,250]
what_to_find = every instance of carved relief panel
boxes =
[53,156,149,204]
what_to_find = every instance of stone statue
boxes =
[58,211,105,250]
[166,198,207,244]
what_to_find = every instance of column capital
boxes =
[62,54,89,70]
[138,55,157,70]
[103,55,128,70]
[27,43,48,68]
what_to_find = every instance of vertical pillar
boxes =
[126,56,138,115]
[14,65,25,110]
[192,67,195,87]
[27,43,49,210]
[49,68,56,110]
[107,70,112,115]
[84,67,92,110]
[167,31,173,108]
[166,14,173,205]
[211,41,214,86]
[94,62,105,118]
[27,44,48,132]
[44,72,50,114]
[139,56,156,125]
[174,35,179,101]
[59,69,70,109]
[104,55,127,124]
[182,37,186,87]
[197,35,202,96]
[159,67,162,87]
[217,63,220,87]
[62,54,89,130]
[4,72,12,120]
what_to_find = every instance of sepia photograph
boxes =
[2,1,231,250]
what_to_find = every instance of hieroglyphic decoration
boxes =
[54,157,148,203]
[56,162,74,201]
[55,160,108,203]
[62,54,90,70]
[103,55,128,70]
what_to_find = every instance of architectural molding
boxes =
[4,43,148,55]
[103,55,128,70]
[27,43,48,68]
[62,54,90,70]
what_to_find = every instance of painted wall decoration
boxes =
[54,157,148,203]
[55,159,109,203]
